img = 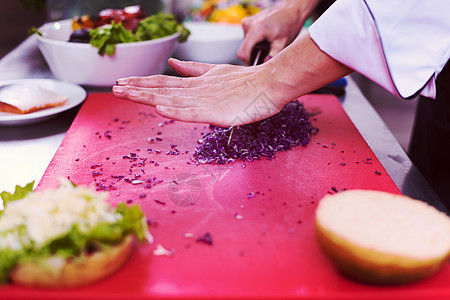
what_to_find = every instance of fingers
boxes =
[112,85,203,108]
[116,74,192,88]
[113,85,241,127]
[155,105,229,127]
[237,31,267,65]
[116,64,248,96]
[241,16,252,35]
[115,59,217,89]
[116,59,215,88]
[168,58,216,77]
[238,16,261,65]
[268,39,287,59]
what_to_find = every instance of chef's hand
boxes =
[113,33,353,127]
[238,0,319,65]
[112,58,286,127]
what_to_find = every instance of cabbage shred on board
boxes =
[194,100,315,164]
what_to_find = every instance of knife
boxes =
[249,39,271,66]
[227,40,271,146]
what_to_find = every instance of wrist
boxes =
[259,59,303,109]
[281,0,321,22]
[263,33,353,103]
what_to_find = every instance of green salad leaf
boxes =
[0,182,149,284]
[114,202,148,242]
[90,21,137,56]
[135,13,190,42]
[0,248,23,284]
[28,26,42,37]
[0,181,34,218]
[89,13,190,56]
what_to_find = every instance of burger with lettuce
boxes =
[0,180,151,288]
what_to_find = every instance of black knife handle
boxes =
[250,39,271,65]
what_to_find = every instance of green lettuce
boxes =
[0,181,34,218]
[135,13,190,42]
[89,13,190,56]
[0,183,149,284]
[0,248,23,284]
[90,21,137,56]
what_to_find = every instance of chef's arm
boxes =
[262,32,353,107]
[309,0,450,99]
[113,32,352,127]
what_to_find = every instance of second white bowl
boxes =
[175,22,243,64]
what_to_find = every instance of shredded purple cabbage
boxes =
[193,100,315,164]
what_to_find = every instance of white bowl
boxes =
[35,19,180,86]
[175,22,243,64]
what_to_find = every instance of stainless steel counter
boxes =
[0,36,447,213]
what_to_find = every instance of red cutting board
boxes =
[2,93,449,299]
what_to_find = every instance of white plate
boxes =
[0,78,86,126]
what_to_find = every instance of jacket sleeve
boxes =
[308,0,450,99]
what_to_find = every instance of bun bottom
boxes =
[315,222,448,285]
[315,190,450,285]
[11,235,134,289]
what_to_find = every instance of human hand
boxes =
[113,33,352,127]
[237,0,319,65]
[112,58,286,127]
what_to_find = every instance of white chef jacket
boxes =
[308,0,450,99]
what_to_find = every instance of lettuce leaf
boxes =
[89,13,190,56]
[0,181,34,217]
[135,13,178,41]
[0,248,23,284]
[114,202,148,242]
[90,21,136,56]
[0,183,149,284]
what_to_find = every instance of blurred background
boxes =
[0,1,46,59]
[0,0,417,151]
